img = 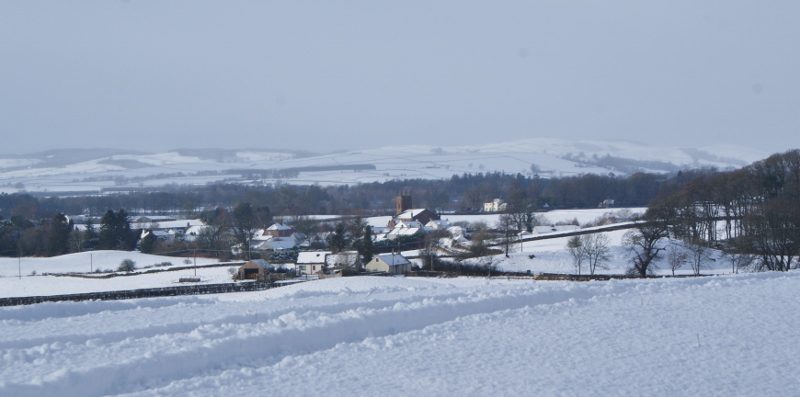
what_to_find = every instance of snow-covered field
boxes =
[0,251,222,278]
[0,266,241,298]
[0,139,765,193]
[1,273,799,396]
[491,229,734,276]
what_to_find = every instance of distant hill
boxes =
[0,138,768,194]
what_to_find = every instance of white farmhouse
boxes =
[365,253,412,274]
[296,251,330,276]
[483,199,508,213]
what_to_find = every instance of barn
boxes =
[236,259,271,281]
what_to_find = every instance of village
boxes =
[0,191,648,302]
[127,194,595,283]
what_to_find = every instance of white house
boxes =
[365,253,412,274]
[296,251,331,276]
[483,199,508,213]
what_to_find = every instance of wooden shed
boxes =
[237,259,271,281]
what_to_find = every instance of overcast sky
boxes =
[1,1,798,155]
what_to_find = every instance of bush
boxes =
[118,259,136,272]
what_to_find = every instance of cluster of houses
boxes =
[83,194,590,280]
[235,251,413,282]
[296,251,412,276]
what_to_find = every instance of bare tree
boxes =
[232,203,258,259]
[496,214,516,257]
[624,220,668,277]
[686,238,711,276]
[567,236,584,275]
[582,233,610,275]
[723,244,755,274]
[666,243,689,276]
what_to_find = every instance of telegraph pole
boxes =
[17,243,22,280]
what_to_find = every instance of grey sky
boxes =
[1,0,798,155]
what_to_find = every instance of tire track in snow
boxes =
[0,296,209,322]
[0,288,481,350]
[0,283,617,397]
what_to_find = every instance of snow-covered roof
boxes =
[252,238,293,251]
[267,223,293,231]
[387,227,422,238]
[376,253,410,266]
[447,226,465,237]
[425,219,450,229]
[185,225,207,235]
[396,209,430,219]
[252,230,272,241]
[394,219,423,229]
[242,259,271,269]
[297,251,331,264]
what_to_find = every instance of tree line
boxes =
[0,209,136,257]
[1,172,671,221]
[624,150,800,275]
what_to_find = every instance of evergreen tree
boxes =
[47,213,72,256]
[99,209,133,250]
[139,231,158,254]
[327,222,348,253]
[84,217,98,249]
[232,202,257,259]
[355,224,374,264]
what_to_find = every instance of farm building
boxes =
[236,259,271,281]
[366,253,412,274]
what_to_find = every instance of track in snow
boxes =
[2,274,800,396]
[0,279,611,396]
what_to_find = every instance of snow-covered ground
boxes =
[0,251,222,277]
[490,229,734,276]
[1,273,799,396]
[0,266,241,298]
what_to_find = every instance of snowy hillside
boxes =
[492,228,735,276]
[0,250,221,277]
[1,273,799,396]
[0,139,766,193]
